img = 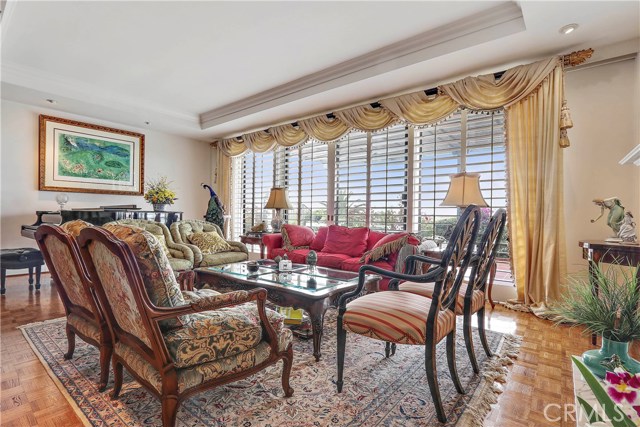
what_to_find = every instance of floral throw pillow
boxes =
[187,231,233,254]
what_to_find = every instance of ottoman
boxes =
[1,248,45,294]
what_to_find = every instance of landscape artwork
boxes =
[39,115,145,195]
[56,133,133,184]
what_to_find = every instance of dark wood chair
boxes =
[336,205,480,423]
[77,225,294,427]
[399,208,507,373]
[34,223,112,391]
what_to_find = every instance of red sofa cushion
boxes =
[316,252,351,269]
[270,248,287,259]
[361,232,410,263]
[366,230,388,251]
[310,226,328,251]
[288,249,310,264]
[340,257,394,273]
[322,225,369,257]
[282,224,315,250]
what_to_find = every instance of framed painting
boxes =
[39,115,145,195]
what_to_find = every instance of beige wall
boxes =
[0,100,214,254]
[563,57,640,274]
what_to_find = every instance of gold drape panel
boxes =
[506,65,567,307]
[215,149,232,215]
[334,104,398,131]
[218,137,248,157]
[380,92,458,125]
[244,131,277,153]
[441,57,560,109]
[269,123,308,147]
[298,116,351,142]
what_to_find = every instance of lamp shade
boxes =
[441,172,488,207]
[264,187,293,210]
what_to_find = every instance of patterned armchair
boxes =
[34,220,112,391]
[105,219,194,272]
[78,224,293,427]
[170,219,248,267]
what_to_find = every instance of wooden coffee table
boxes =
[195,261,380,361]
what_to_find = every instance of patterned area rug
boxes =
[20,310,520,427]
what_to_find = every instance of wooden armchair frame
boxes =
[78,227,293,427]
[336,205,480,423]
[35,224,112,391]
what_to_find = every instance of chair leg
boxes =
[447,330,465,394]
[161,395,179,427]
[281,345,294,397]
[336,315,347,393]
[111,360,123,400]
[478,308,493,357]
[98,344,112,392]
[463,312,480,374]
[425,341,446,423]
[385,342,391,358]
[64,325,76,360]
[391,343,396,356]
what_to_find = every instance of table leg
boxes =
[588,249,601,346]
[307,301,326,362]
[487,261,497,310]
[260,243,265,259]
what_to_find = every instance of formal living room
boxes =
[1,1,639,426]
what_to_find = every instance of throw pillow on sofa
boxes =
[322,225,369,257]
[281,224,315,251]
[187,231,233,254]
[360,232,411,263]
[309,226,328,251]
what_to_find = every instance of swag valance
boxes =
[215,54,579,157]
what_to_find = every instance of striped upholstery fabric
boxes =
[342,291,456,344]
[398,281,485,315]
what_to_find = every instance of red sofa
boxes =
[262,224,419,290]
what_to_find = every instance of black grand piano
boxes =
[21,209,183,239]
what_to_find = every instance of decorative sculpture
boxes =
[591,197,626,242]
[202,183,225,231]
[618,212,637,243]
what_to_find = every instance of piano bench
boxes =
[1,248,45,295]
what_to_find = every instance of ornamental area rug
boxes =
[20,310,520,427]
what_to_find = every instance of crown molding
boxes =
[1,61,200,129]
[200,2,525,130]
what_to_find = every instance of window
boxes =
[230,111,511,284]
[334,131,368,227]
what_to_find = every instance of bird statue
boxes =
[202,183,226,231]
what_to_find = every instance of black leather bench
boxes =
[1,248,44,294]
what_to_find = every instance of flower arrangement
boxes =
[143,177,177,205]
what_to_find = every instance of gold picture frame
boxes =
[39,115,145,195]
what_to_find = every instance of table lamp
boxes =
[264,187,293,232]
[441,172,488,207]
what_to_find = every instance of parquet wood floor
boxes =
[1,274,636,427]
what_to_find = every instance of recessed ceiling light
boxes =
[145,121,150,125]
[560,24,579,35]
[45,99,57,104]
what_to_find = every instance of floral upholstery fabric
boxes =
[89,240,153,348]
[342,291,456,344]
[182,288,220,302]
[187,231,233,254]
[43,235,94,313]
[398,281,485,315]
[163,303,286,368]
[105,219,194,269]
[67,313,101,343]
[60,219,94,237]
[103,224,187,331]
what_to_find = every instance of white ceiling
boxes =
[2,1,639,142]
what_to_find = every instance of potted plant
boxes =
[144,177,177,211]
[552,262,640,378]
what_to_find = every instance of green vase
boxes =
[582,337,640,378]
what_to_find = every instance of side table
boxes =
[240,234,266,259]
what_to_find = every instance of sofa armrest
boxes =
[167,243,195,263]
[228,240,248,254]
[262,233,283,259]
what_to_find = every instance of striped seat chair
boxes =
[399,209,507,373]
[336,205,480,423]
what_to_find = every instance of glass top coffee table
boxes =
[195,260,380,361]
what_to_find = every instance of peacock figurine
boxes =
[202,183,225,231]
